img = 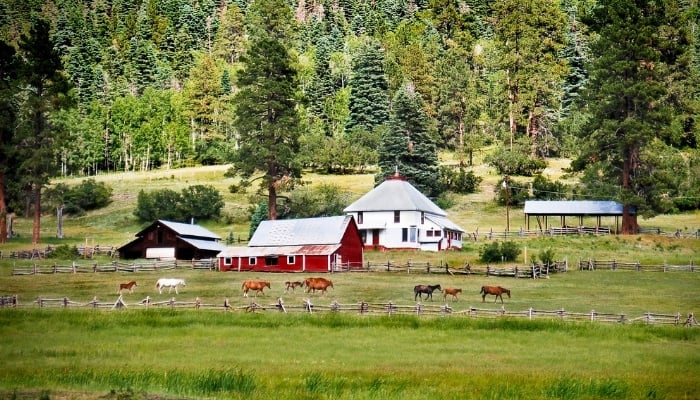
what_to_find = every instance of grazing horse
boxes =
[118,280,137,294]
[304,277,334,294]
[155,278,186,294]
[443,287,462,301]
[480,285,511,303]
[242,280,271,297]
[285,281,304,292]
[414,284,442,301]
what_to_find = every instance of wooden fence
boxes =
[3,294,697,327]
[578,259,696,272]
[11,259,217,275]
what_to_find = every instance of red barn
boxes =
[217,215,363,272]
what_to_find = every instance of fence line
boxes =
[11,259,217,275]
[3,294,697,327]
[578,259,696,272]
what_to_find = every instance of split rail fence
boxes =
[1,294,696,328]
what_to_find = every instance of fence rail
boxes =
[11,259,217,275]
[578,259,696,272]
[3,294,697,327]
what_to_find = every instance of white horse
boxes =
[155,278,186,294]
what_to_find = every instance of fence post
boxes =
[415,303,423,315]
[528,307,533,320]
[359,301,368,314]
[590,310,596,322]
[63,297,69,308]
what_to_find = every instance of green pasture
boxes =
[0,268,699,399]
[1,163,699,399]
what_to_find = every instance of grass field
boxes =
[1,162,699,399]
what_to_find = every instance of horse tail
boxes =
[241,281,247,289]
[479,286,485,294]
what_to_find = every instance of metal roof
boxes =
[248,215,353,247]
[425,215,465,232]
[156,220,222,239]
[523,201,634,216]
[217,244,341,258]
[343,176,446,216]
[179,237,227,252]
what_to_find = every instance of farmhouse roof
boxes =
[248,215,354,247]
[343,175,446,216]
[152,219,222,239]
[523,201,634,216]
[426,214,465,233]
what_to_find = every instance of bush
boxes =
[479,241,521,263]
[44,179,113,216]
[439,165,482,194]
[486,149,546,176]
[133,185,224,222]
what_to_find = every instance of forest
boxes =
[0,0,699,242]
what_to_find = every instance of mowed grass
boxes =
[0,268,699,399]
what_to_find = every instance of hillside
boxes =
[3,160,698,266]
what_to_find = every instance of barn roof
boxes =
[523,201,634,216]
[248,215,354,247]
[179,237,227,252]
[218,244,341,258]
[156,220,222,239]
[343,175,446,216]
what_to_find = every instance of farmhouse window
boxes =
[394,210,400,223]
[249,257,257,265]
[427,230,433,237]
[402,228,408,242]
[421,212,425,224]
[288,256,295,264]
[434,230,441,237]
[357,212,363,224]
[224,257,232,266]
[360,230,367,244]
[265,256,279,266]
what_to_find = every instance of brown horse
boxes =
[242,280,271,297]
[480,285,511,303]
[118,280,137,294]
[414,284,441,301]
[304,277,334,294]
[443,288,462,301]
[285,281,304,292]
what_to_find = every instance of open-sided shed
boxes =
[523,200,635,234]
[217,215,363,272]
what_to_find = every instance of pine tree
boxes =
[0,40,19,243]
[15,20,73,244]
[347,37,389,134]
[574,0,690,233]
[376,83,440,197]
[228,0,302,220]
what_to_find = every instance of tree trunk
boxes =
[56,205,63,238]
[32,182,41,245]
[620,147,639,234]
[268,180,277,220]
[0,170,6,243]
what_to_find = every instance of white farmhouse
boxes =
[344,174,464,251]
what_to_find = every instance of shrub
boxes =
[486,148,546,176]
[439,165,482,194]
[44,179,113,216]
[479,241,521,263]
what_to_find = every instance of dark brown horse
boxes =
[414,284,441,301]
[480,285,511,303]
[443,288,462,301]
[118,280,137,294]
[242,280,271,297]
[304,277,334,294]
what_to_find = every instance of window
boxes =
[287,256,296,264]
[265,256,279,266]
[357,212,363,224]
[402,228,408,242]
[248,257,257,265]
[421,212,425,224]
[435,230,441,237]
[427,230,433,237]
[394,210,400,223]
[224,257,232,266]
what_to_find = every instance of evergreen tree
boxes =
[227,0,302,220]
[574,0,691,233]
[15,20,73,244]
[347,37,389,134]
[376,83,440,197]
[0,40,19,243]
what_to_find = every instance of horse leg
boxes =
[175,286,179,295]
[482,294,486,302]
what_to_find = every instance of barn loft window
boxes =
[394,210,400,223]
[288,256,295,264]
[357,212,363,224]
[248,257,257,265]
[265,256,279,266]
